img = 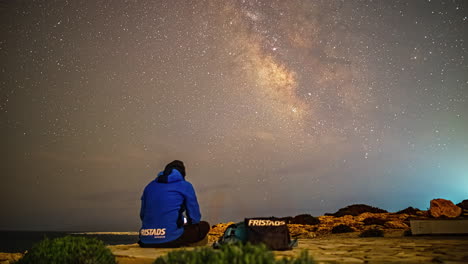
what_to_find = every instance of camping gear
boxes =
[213,217,297,250]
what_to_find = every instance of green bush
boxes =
[359,228,384,237]
[154,243,315,264]
[16,236,116,264]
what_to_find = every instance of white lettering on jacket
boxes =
[247,220,286,226]
[140,228,166,238]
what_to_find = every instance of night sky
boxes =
[1,0,467,231]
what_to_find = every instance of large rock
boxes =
[429,199,462,218]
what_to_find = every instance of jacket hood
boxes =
[156,169,184,183]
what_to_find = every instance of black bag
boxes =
[245,217,293,250]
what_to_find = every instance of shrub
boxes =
[16,236,116,264]
[359,228,384,237]
[154,243,315,264]
[363,217,387,226]
[457,199,468,210]
[291,214,320,225]
[331,224,354,234]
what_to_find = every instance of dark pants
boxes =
[138,221,210,248]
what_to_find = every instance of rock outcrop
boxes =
[207,212,414,242]
[429,198,462,218]
[325,204,387,217]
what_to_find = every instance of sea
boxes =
[0,231,140,253]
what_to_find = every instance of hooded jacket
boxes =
[139,168,201,244]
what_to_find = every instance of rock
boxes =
[457,199,468,210]
[326,204,387,217]
[208,222,234,243]
[287,224,316,238]
[384,220,409,229]
[0,253,23,264]
[416,210,430,217]
[429,198,462,218]
[355,212,387,222]
[290,214,320,225]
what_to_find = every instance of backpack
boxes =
[213,217,297,250]
[212,222,248,249]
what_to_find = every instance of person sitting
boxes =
[138,160,210,248]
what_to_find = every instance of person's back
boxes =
[139,160,209,247]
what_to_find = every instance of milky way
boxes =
[1,0,467,231]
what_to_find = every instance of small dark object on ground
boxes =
[291,214,321,225]
[326,204,388,217]
[396,206,421,215]
[359,228,384,237]
[363,217,387,226]
[331,224,354,234]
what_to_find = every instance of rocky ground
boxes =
[209,211,420,242]
[103,207,468,264]
[108,230,468,264]
[3,200,467,264]
[112,200,468,264]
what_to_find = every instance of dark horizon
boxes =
[1,0,467,232]
[0,196,465,232]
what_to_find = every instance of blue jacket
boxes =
[139,169,201,244]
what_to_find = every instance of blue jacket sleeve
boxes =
[140,189,146,221]
[183,182,201,224]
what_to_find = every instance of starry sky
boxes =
[1,0,467,231]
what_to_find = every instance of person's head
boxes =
[163,160,186,177]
